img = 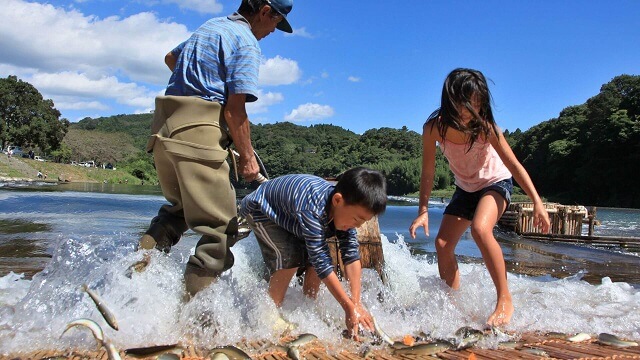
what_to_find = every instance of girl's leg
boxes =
[302,266,322,299]
[269,268,298,307]
[435,215,472,289]
[470,191,512,326]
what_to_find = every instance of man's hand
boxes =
[238,152,260,182]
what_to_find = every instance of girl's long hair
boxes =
[428,68,499,151]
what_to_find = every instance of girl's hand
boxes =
[409,211,429,238]
[533,203,551,233]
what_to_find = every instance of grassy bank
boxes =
[1,156,143,184]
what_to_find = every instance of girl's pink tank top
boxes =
[439,138,512,193]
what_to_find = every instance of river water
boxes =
[0,182,639,354]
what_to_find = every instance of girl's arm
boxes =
[409,120,439,238]
[489,129,551,233]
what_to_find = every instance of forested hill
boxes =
[66,74,640,207]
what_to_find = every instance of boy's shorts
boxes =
[246,215,308,276]
[443,178,513,221]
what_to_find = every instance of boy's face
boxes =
[330,193,375,231]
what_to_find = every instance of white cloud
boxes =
[162,0,224,14]
[284,103,334,122]
[285,27,313,38]
[348,76,361,82]
[321,71,329,79]
[246,90,285,114]
[259,56,302,86]
[0,0,190,85]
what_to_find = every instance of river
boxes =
[0,182,639,354]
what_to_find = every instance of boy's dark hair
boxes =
[334,167,387,215]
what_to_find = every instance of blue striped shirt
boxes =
[166,13,260,104]
[239,174,360,279]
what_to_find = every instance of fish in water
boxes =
[567,333,591,342]
[598,333,639,347]
[453,326,484,350]
[124,344,182,358]
[371,316,394,346]
[209,353,230,360]
[392,341,452,356]
[287,333,318,347]
[207,345,252,360]
[125,253,151,278]
[103,339,123,360]
[82,284,119,330]
[60,318,104,348]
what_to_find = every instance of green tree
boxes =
[0,75,69,152]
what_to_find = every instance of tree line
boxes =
[1,74,638,207]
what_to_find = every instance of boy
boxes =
[239,167,387,338]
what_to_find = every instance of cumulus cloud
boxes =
[259,56,302,86]
[348,76,361,82]
[246,90,285,114]
[162,0,223,14]
[285,27,313,38]
[284,103,334,122]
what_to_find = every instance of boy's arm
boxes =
[321,271,371,339]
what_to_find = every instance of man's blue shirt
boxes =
[166,13,260,104]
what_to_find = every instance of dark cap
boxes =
[266,0,293,33]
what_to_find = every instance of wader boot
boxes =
[184,234,236,297]
[138,213,188,253]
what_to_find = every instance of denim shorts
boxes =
[246,216,309,277]
[443,178,513,221]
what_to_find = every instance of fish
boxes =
[287,346,301,360]
[61,318,104,348]
[521,347,549,357]
[287,333,318,348]
[498,341,519,349]
[124,344,182,358]
[371,316,394,346]
[125,253,151,277]
[453,326,484,350]
[567,333,591,342]
[82,284,119,330]
[392,341,452,356]
[597,333,638,347]
[209,353,230,360]
[157,354,181,360]
[545,331,567,340]
[103,339,123,360]
[207,346,252,360]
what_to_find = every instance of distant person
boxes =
[37,171,43,179]
[137,0,294,297]
[7,149,12,160]
[239,167,387,339]
[409,68,550,327]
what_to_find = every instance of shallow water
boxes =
[0,185,639,354]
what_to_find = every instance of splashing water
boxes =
[1,230,639,355]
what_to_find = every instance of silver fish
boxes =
[286,346,301,360]
[287,333,318,348]
[124,344,182,358]
[371,316,394,346]
[392,341,451,356]
[453,326,484,349]
[61,318,104,347]
[104,339,123,360]
[567,332,591,342]
[545,331,567,340]
[598,333,638,347]
[498,341,519,349]
[207,346,252,360]
[521,347,549,357]
[82,284,119,330]
[209,353,230,360]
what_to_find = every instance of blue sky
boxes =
[1,0,638,134]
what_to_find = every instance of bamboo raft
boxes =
[498,202,640,249]
[3,332,640,360]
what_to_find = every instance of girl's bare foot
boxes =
[487,297,514,327]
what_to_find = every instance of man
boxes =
[138,0,294,297]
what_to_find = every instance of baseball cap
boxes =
[266,0,293,33]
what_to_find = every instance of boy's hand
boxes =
[409,211,429,238]
[345,303,373,341]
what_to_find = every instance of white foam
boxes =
[1,232,639,355]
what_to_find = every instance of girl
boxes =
[409,68,550,327]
